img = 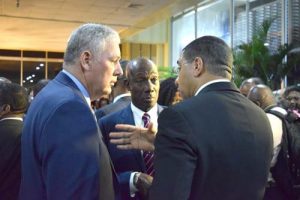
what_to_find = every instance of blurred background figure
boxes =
[92,96,111,110]
[282,85,300,118]
[247,84,288,200]
[28,79,50,103]
[0,77,12,83]
[95,60,131,119]
[239,77,264,96]
[0,82,28,200]
[32,79,50,98]
[157,77,182,106]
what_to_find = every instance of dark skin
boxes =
[124,58,159,199]
[127,58,160,112]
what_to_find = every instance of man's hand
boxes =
[134,173,153,200]
[109,123,156,151]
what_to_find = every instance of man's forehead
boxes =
[288,91,300,96]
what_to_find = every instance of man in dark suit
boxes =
[99,57,163,200]
[95,60,131,120]
[149,36,273,200]
[110,36,274,200]
[20,23,122,200]
[0,82,28,200]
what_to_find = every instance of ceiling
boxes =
[0,0,204,52]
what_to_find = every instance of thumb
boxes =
[148,122,157,135]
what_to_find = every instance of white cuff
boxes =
[129,172,140,197]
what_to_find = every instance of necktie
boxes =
[142,113,154,176]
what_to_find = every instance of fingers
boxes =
[115,124,137,131]
[110,137,131,145]
[109,131,132,138]
[116,144,135,150]
[148,122,157,135]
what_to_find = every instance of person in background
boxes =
[239,77,264,96]
[28,79,50,103]
[247,84,288,200]
[157,77,182,106]
[99,57,164,200]
[282,85,300,118]
[95,60,131,119]
[20,23,122,200]
[0,77,12,83]
[0,82,28,200]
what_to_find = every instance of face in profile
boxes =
[128,59,159,112]
[88,39,122,100]
[176,54,194,99]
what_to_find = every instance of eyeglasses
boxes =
[174,60,190,74]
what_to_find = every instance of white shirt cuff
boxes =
[129,172,139,197]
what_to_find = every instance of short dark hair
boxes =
[158,77,178,106]
[0,82,28,112]
[182,36,233,79]
[283,85,300,98]
[33,79,50,97]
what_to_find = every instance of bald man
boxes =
[99,57,164,200]
[248,84,288,200]
[240,77,264,96]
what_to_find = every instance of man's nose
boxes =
[114,61,123,77]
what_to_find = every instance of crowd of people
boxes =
[0,23,300,200]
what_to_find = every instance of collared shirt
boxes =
[130,102,158,129]
[62,69,91,108]
[129,102,159,196]
[194,79,230,96]
[113,93,131,103]
[0,117,23,122]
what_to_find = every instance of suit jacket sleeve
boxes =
[40,100,101,199]
[95,109,106,120]
[99,117,135,199]
[149,107,197,200]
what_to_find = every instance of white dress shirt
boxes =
[129,102,159,196]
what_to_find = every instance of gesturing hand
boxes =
[109,122,156,151]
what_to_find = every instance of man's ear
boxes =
[80,51,92,71]
[193,57,204,77]
[255,100,261,107]
[125,80,131,91]
[0,104,11,117]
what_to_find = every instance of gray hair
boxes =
[182,36,233,79]
[63,23,120,65]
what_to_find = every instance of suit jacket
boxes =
[20,72,116,200]
[149,82,273,200]
[0,118,22,200]
[95,95,131,120]
[99,104,164,200]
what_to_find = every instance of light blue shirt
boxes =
[62,69,91,108]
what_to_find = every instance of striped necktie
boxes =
[142,113,154,176]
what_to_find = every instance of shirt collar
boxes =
[130,102,158,128]
[62,69,91,107]
[0,117,23,122]
[195,79,230,96]
[113,93,131,103]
